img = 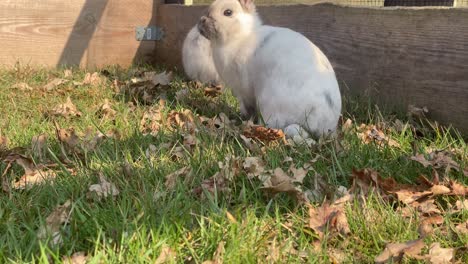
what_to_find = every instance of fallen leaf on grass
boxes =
[374,239,425,264]
[454,220,468,235]
[140,107,163,136]
[261,167,304,194]
[427,243,454,264]
[242,123,286,143]
[43,78,67,91]
[55,124,113,157]
[418,215,444,237]
[204,85,222,97]
[11,82,33,91]
[449,180,468,196]
[453,200,468,213]
[82,72,105,86]
[97,99,117,120]
[12,168,57,190]
[145,71,173,86]
[349,168,398,198]
[37,200,72,246]
[182,133,197,150]
[2,153,57,190]
[165,166,192,190]
[357,124,400,148]
[308,194,352,239]
[120,71,173,104]
[242,156,266,179]
[216,155,242,181]
[62,252,87,264]
[63,69,73,78]
[410,151,468,176]
[166,109,197,133]
[155,245,177,264]
[192,173,230,197]
[49,97,82,118]
[88,174,120,199]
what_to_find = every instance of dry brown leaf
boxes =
[411,151,468,176]
[43,78,67,91]
[308,195,351,239]
[140,107,163,136]
[341,118,353,132]
[454,220,468,235]
[165,166,192,190]
[12,82,33,91]
[450,180,468,196]
[2,152,57,190]
[261,167,301,194]
[192,173,230,197]
[430,185,451,195]
[155,245,177,264]
[392,189,433,205]
[183,133,197,150]
[419,215,444,237]
[13,168,57,190]
[31,134,48,161]
[166,109,197,133]
[62,252,87,264]
[97,99,117,120]
[427,243,454,264]
[50,97,82,118]
[289,165,308,183]
[453,200,468,213]
[407,105,428,119]
[242,123,285,143]
[121,71,172,104]
[349,168,399,198]
[204,85,222,97]
[417,199,442,215]
[82,72,105,86]
[56,126,81,152]
[81,130,108,152]
[374,239,425,264]
[217,155,242,181]
[63,69,73,78]
[146,71,173,86]
[242,156,266,179]
[356,124,400,148]
[37,200,72,246]
[88,174,120,199]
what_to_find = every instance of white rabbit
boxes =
[182,25,221,85]
[198,0,341,138]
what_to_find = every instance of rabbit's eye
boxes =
[223,9,233,16]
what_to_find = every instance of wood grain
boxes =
[0,0,157,67]
[155,4,468,133]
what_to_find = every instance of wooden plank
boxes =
[0,0,157,68]
[155,4,468,133]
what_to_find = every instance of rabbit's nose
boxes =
[200,16,208,24]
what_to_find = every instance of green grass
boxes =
[0,64,466,263]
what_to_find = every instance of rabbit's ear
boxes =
[238,0,256,13]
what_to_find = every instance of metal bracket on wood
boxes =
[135,26,164,41]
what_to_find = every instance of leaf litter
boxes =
[37,200,72,246]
